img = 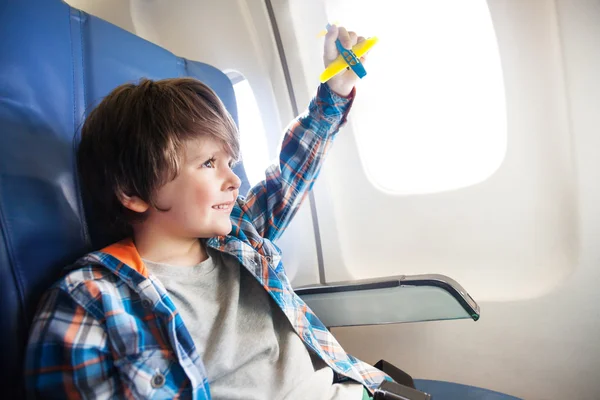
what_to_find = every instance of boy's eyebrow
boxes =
[187,153,209,163]
[186,147,230,164]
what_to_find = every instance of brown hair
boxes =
[77,77,239,239]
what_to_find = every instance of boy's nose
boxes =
[224,169,241,192]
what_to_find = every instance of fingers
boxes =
[324,24,339,61]
[348,31,358,47]
[337,27,362,50]
[323,25,367,66]
[337,27,352,50]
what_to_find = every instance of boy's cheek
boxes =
[193,189,213,207]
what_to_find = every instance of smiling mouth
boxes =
[212,201,234,211]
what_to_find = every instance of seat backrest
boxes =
[0,1,249,395]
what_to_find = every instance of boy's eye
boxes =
[201,158,216,168]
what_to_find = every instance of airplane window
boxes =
[325,0,507,194]
[227,71,271,187]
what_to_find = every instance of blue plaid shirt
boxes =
[24,83,390,399]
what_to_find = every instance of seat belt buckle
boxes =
[373,380,432,400]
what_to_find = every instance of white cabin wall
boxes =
[280,0,578,303]
[328,1,600,399]
[268,0,330,108]
[65,0,136,33]
[273,0,599,398]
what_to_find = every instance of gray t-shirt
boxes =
[143,248,364,400]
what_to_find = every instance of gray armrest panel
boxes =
[295,274,480,327]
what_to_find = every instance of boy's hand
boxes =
[324,24,368,97]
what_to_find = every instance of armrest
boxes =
[295,274,480,328]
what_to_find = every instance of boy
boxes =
[25,25,390,399]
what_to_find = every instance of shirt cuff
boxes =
[309,83,356,127]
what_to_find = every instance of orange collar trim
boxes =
[100,238,149,278]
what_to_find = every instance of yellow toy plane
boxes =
[319,24,379,83]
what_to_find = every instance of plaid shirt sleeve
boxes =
[240,83,355,241]
[24,284,118,399]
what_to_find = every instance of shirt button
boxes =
[151,372,166,388]
[265,256,272,263]
[142,299,152,309]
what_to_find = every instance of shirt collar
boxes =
[99,237,149,278]
[95,236,229,281]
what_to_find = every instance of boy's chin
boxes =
[212,221,233,237]
[193,220,232,238]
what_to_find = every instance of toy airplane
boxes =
[318,24,379,83]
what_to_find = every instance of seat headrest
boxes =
[0,1,249,395]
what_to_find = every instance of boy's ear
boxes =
[117,191,150,213]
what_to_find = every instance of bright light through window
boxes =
[230,74,270,187]
[325,0,507,194]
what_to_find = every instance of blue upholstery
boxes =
[415,380,523,400]
[0,0,249,396]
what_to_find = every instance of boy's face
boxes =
[144,136,241,239]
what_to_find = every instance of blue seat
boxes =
[415,380,522,400]
[0,0,249,396]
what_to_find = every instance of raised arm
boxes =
[239,25,369,241]
[239,83,354,241]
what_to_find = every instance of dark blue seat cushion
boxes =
[415,379,522,400]
[0,0,248,396]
